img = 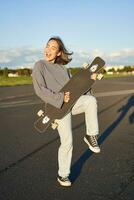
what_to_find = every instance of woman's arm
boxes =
[32,61,64,109]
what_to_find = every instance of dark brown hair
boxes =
[48,36,73,65]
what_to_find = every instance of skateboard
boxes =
[34,57,105,133]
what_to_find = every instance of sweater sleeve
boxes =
[32,61,64,109]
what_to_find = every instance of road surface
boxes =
[0,76,134,200]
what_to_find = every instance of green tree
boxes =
[108,68,116,73]
[3,67,8,77]
[0,67,3,76]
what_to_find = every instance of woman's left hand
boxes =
[91,73,97,80]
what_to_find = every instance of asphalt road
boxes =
[0,76,134,200]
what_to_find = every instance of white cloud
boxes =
[110,52,121,58]
[92,49,103,58]
[69,48,134,67]
[109,49,134,58]
[0,46,134,68]
[107,49,134,65]
[0,46,42,68]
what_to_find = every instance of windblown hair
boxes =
[48,36,73,65]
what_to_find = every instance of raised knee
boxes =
[87,95,97,106]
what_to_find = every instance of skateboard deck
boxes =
[34,57,105,133]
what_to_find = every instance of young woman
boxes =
[32,36,100,187]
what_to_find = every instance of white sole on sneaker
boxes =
[84,137,100,153]
[57,178,71,187]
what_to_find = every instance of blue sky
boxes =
[0,0,134,68]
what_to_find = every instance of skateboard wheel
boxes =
[37,110,44,117]
[97,73,104,80]
[82,62,89,69]
[51,122,58,129]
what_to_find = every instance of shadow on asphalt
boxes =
[69,95,134,183]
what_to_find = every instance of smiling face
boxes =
[44,40,61,63]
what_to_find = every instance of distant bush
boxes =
[0,68,32,77]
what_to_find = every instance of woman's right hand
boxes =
[64,91,70,103]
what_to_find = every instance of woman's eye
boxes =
[52,47,57,51]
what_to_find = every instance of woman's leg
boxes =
[72,94,100,153]
[72,94,99,135]
[56,113,73,178]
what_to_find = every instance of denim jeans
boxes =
[56,94,99,177]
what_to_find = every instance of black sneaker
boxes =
[57,176,71,187]
[84,135,100,153]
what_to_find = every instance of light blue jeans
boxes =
[56,94,99,178]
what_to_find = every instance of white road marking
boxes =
[0,100,41,108]
[0,89,134,108]
[95,89,134,97]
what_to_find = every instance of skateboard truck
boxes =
[37,110,50,125]
[83,63,104,80]
[51,121,59,130]
[37,109,58,129]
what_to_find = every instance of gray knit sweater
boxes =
[32,60,70,108]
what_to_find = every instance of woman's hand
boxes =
[91,73,104,80]
[91,73,97,80]
[64,91,70,103]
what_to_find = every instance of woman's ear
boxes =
[57,51,61,57]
